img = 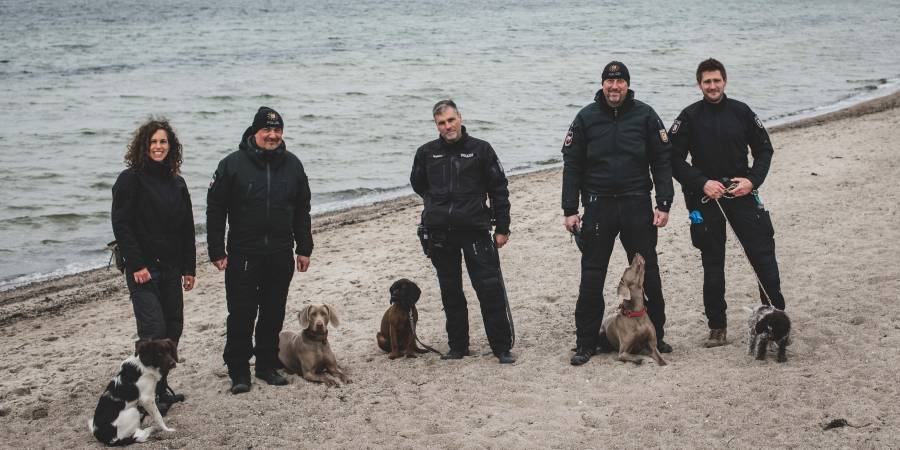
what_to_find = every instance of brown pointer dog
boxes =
[599,254,667,365]
[377,278,428,359]
[278,304,351,386]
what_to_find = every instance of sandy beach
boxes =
[1,93,899,449]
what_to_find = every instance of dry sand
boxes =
[1,93,899,449]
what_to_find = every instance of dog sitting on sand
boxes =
[278,304,351,386]
[89,339,178,446]
[376,279,428,359]
[747,305,791,362]
[598,254,666,366]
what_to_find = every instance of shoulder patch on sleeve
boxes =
[669,119,681,135]
[658,128,669,143]
[754,115,765,129]
[563,121,575,147]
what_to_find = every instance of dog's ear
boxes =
[755,315,770,334]
[324,304,339,327]
[298,305,312,328]
[162,338,178,362]
[616,278,630,301]
[409,282,421,303]
[390,280,402,297]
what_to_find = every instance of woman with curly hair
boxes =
[111,118,195,416]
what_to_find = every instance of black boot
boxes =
[440,348,470,360]
[155,374,185,417]
[228,365,252,395]
[570,345,595,366]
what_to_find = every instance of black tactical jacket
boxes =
[669,94,774,194]
[206,127,313,261]
[410,127,511,234]
[111,162,196,275]
[561,89,674,216]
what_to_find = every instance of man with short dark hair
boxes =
[410,100,515,364]
[562,61,674,366]
[207,106,313,393]
[669,58,786,348]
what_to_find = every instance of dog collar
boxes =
[620,306,647,318]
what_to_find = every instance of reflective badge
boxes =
[670,119,681,135]
[754,115,764,129]
[659,129,669,143]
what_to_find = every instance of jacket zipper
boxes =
[265,161,270,247]
[448,156,454,229]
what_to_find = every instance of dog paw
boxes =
[162,427,176,433]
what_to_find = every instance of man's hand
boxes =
[653,209,669,228]
[494,233,509,249]
[564,214,582,232]
[703,179,728,200]
[296,255,310,272]
[182,275,195,291]
[729,177,754,197]
[133,267,151,284]
[212,257,228,271]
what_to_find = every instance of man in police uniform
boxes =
[669,58,786,347]
[410,100,515,364]
[562,61,674,365]
[207,107,313,393]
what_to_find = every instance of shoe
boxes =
[656,340,673,353]
[156,398,171,417]
[157,385,186,405]
[496,351,515,364]
[440,348,470,360]
[255,369,289,386]
[703,328,727,348]
[230,374,251,395]
[570,346,595,366]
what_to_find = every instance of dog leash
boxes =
[701,188,776,309]
[407,313,444,357]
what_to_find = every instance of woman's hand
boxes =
[133,268,152,284]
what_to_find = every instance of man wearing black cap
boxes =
[207,106,313,393]
[410,99,515,364]
[561,61,674,365]
[669,58,785,348]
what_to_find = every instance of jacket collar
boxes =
[702,92,729,109]
[438,125,470,148]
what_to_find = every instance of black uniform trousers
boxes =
[429,230,512,355]
[223,250,295,375]
[688,194,785,329]
[126,265,184,344]
[126,265,184,392]
[575,195,667,349]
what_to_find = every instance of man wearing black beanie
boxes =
[561,61,674,365]
[207,106,314,393]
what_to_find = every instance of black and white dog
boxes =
[89,339,178,445]
[747,305,792,363]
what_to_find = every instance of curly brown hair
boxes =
[124,118,183,175]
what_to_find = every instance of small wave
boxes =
[254,94,278,100]
[89,181,112,190]
[79,129,98,135]
[31,172,62,180]
[344,92,367,96]
[207,95,235,101]
[41,239,62,245]
[0,59,10,64]
[534,158,561,165]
